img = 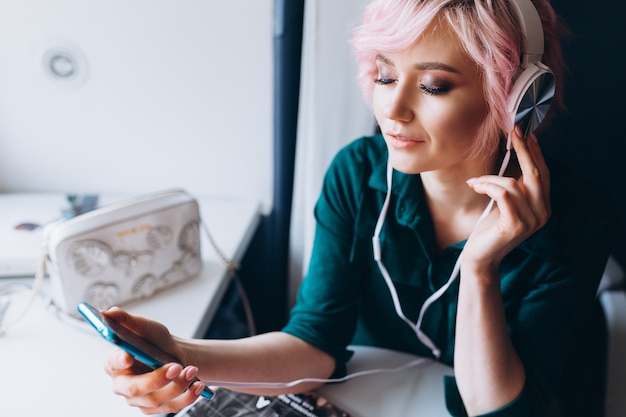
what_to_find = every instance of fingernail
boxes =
[116,351,131,367]
[193,382,205,396]
[514,125,523,137]
[184,366,199,382]
[466,178,477,185]
[165,363,183,380]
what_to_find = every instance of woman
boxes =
[103,1,616,416]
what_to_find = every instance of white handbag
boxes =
[43,189,203,317]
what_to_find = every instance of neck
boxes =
[420,160,493,210]
[420,158,496,249]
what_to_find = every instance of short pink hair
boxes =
[351,0,564,158]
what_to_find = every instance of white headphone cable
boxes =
[203,356,427,389]
[373,134,513,358]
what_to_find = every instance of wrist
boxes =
[173,336,203,367]
[460,258,501,288]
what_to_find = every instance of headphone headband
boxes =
[509,0,544,67]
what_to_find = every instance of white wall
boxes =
[0,0,274,210]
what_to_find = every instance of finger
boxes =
[467,177,534,228]
[100,305,128,320]
[468,174,550,239]
[112,362,182,396]
[512,128,550,196]
[136,382,204,415]
[122,365,204,411]
[101,306,141,334]
[104,348,134,375]
[525,133,549,175]
[511,132,551,222]
[525,134,551,207]
[467,174,526,204]
[102,307,172,352]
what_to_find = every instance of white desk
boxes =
[317,346,454,417]
[0,197,261,417]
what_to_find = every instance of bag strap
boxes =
[0,254,48,336]
[200,220,240,271]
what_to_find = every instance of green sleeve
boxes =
[282,138,374,369]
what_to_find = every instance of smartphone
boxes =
[77,301,214,400]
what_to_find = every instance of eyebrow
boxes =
[375,53,461,74]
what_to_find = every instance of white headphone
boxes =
[506,0,555,137]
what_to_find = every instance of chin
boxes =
[388,154,426,175]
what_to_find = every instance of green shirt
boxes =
[282,134,617,416]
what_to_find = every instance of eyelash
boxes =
[374,77,395,85]
[374,78,450,96]
[420,84,449,96]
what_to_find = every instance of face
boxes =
[372,19,489,176]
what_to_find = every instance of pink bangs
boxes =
[351,0,445,99]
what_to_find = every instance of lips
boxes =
[386,132,424,148]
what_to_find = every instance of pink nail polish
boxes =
[185,366,199,382]
[194,383,205,396]
[165,364,183,380]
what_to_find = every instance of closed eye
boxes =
[374,77,396,86]
[420,83,450,96]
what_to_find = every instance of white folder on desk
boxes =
[0,193,65,276]
[0,193,123,277]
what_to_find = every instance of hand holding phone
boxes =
[77,301,214,400]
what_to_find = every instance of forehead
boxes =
[379,17,479,75]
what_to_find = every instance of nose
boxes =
[384,82,415,123]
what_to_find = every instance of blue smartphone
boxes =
[77,301,214,400]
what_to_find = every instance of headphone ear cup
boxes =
[506,62,555,137]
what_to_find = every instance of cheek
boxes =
[428,97,487,140]
[459,100,488,131]
[372,89,388,125]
